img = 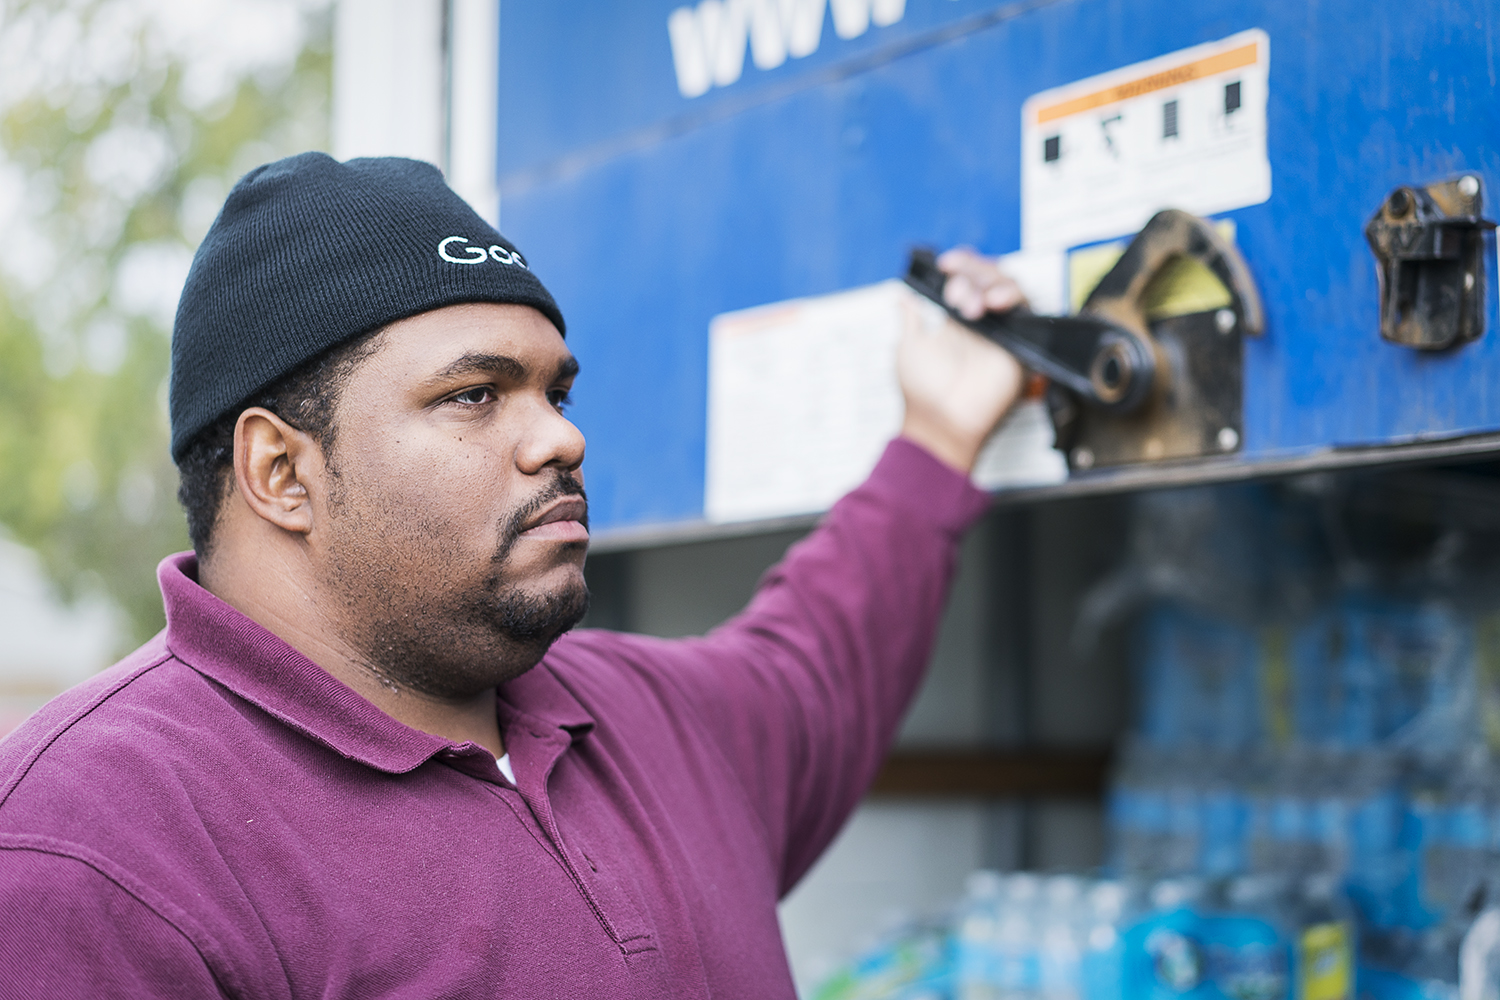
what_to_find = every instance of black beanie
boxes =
[169,152,565,462]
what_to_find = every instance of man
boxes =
[0,153,1023,997]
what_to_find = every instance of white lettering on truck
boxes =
[667,0,907,99]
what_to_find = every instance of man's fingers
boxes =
[936,247,1026,317]
[944,273,986,320]
[983,282,1024,312]
[935,246,987,274]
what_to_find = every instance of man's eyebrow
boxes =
[424,352,527,385]
[423,351,580,388]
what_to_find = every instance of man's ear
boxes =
[233,407,323,536]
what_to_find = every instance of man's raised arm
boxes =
[595,251,1028,892]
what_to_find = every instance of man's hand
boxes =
[897,248,1026,474]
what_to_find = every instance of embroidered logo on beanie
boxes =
[437,236,529,268]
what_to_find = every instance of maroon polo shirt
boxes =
[0,440,988,998]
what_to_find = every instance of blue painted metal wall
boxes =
[496,0,1500,535]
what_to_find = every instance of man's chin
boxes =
[479,579,590,648]
[383,582,590,699]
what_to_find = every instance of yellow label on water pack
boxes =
[1300,921,1352,1000]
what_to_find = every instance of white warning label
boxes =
[703,280,1066,524]
[1021,29,1270,251]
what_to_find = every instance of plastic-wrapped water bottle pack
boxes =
[810,479,1500,1000]
[953,870,1355,1000]
[811,870,1358,1000]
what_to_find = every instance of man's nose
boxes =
[516,400,586,475]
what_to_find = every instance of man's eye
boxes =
[451,386,494,405]
[548,389,572,412]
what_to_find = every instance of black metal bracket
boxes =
[1365,176,1495,351]
[903,209,1265,472]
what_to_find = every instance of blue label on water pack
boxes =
[1123,911,1290,1000]
[1124,909,1206,1000]
[1201,918,1289,1000]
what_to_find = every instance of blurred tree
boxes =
[0,0,332,647]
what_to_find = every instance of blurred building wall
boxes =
[0,534,121,735]
[332,0,498,222]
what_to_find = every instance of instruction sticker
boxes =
[1021,29,1270,251]
[704,281,1066,524]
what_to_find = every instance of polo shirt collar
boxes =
[498,666,595,744]
[158,552,595,772]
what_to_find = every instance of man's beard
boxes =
[324,471,591,700]
[467,472,591,646]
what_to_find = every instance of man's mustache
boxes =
[492,473,589,564]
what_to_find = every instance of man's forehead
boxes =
[376,302,571,374]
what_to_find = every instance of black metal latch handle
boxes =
[904,249,1156,412]
[903,209,1264,415]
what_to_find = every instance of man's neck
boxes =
[199,548,507,759]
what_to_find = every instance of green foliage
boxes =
[0,0,332,648]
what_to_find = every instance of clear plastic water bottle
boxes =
[1420,750,1492,924]
[1344,747,1407,931]
[1291,594,1390,749]
[1138,602,1263,751]
[1249,745,1315,877]
[1306,748,1353,881]
[1459,905,1500,1000]
[1376,601,1472,748]
[1083,881,1130,1000]
[1402,925,1462,1000]
[957,870,1006,1000]
[1039,876,1087,1000]
[1200,749,1251,879]
[996,874,1042,1000]
[1111,741,1172,878]
[1337,595,1391,747]
[1291,606,1343,747]
[1245,746,1282,874]
[1164,754,1205,878]
[1138,604,1195,750]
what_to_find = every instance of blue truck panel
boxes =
[497,0,1500,534]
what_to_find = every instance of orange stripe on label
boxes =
[1036,43,1258,124]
